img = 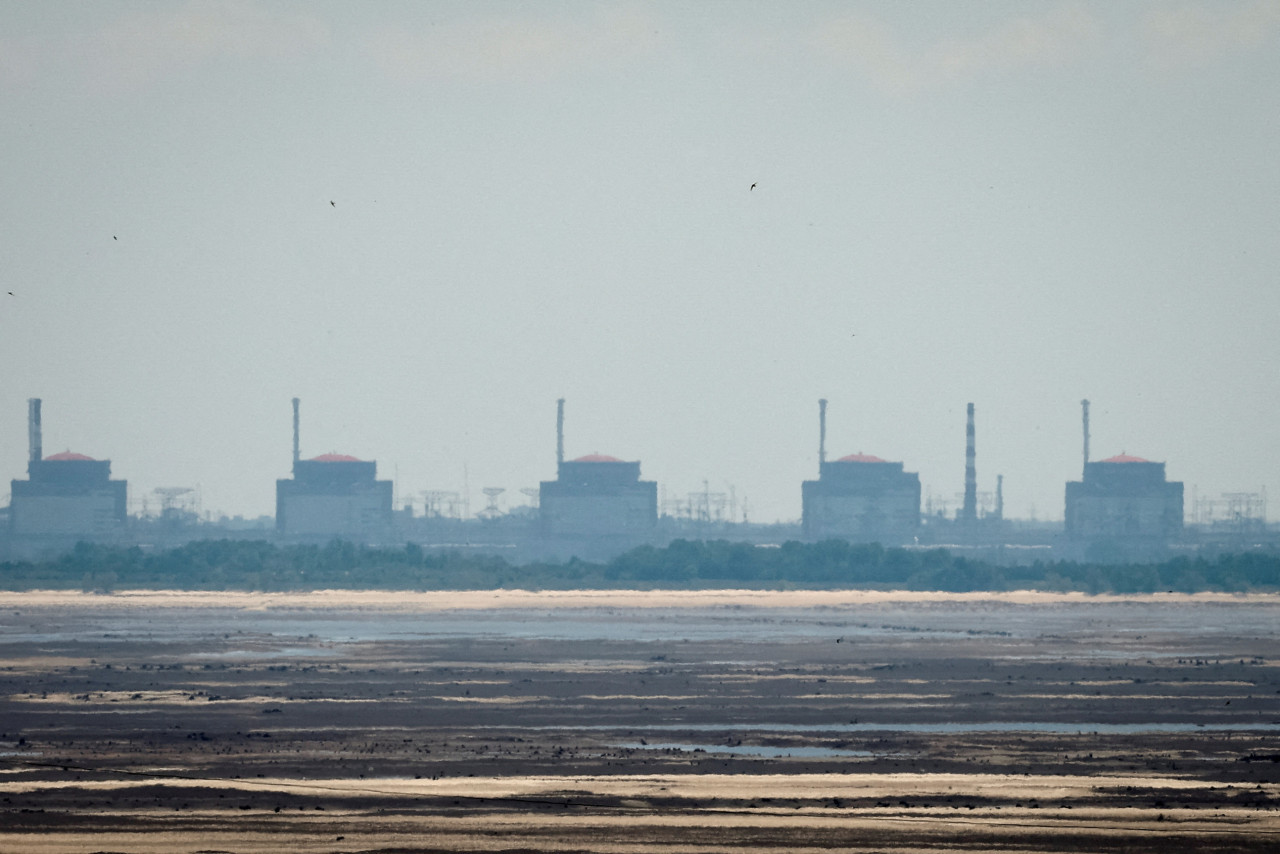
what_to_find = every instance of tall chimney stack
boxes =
[995,474,1004,522]
[962,402,977,523]
[818,398,828,469]
[292,397,300,469]
[556,398,565,470]
[1081,398,1090,476]
[28,398,42,463]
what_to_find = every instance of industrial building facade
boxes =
[276,454,393,539]
[535,399,658,542]
[539,454,658,537]
[1064,454,1184,540]
[8,400,128,546]
[802,454,922,544]
[800,400,921,545]
[274,399,394,541]
[10,452,128,538]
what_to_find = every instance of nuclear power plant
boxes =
[275,398,394,541]
[538,399,658,544]
[0,395,1271,563]
[801,400,921,544]
[7,399,128,552]
[1065,400,1185,553]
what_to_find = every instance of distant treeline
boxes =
[1,538,1279,594]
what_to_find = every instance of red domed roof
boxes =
[836,452,886,463]
[571,454,623,463]
[310,453,362,462]
[45,451,96,461]
[1100,453,1151,463]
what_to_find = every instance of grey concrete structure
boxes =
[539,454,658,538]
[8,399,127,546]
[276,453,393,540]
[1065,454,1184,540]
[10,451,128,538]
[275,398,393,541]
[802,453,922,544]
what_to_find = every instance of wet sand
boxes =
[1,590,1278,852]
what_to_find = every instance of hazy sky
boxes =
[3,1,1278,524]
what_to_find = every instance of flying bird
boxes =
[750,183,757,191]
[330,200,335,207]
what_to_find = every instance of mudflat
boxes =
[1,590,1278,853]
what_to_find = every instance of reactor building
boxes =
[8,399,127,544]
[1064,454,1184,540]
[801,399,921,544]
[538,399,658,539]
[275,399,393,540]
[1064,400,1184,542]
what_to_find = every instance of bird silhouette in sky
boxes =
[750,183,756,191]
[330,200,335,207]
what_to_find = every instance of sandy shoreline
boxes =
[2,587,1277,611]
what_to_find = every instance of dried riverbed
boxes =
[1,590,1278,852]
